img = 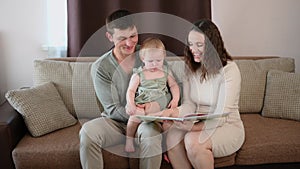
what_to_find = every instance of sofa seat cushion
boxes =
[215,153,236,168]
[12,122,132,169]
[127,149,236,169]
[12,119,237,169]
[12,123,82,169]
[236,114,300,165]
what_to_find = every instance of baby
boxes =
[125,37,180,152]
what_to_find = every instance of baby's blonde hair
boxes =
[139,37,166,59]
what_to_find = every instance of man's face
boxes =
[107,26,138,57]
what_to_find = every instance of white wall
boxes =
[0,0,48,96]
[212,0,300,72]
[0,32,7,104]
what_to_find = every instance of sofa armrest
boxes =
[0,101,27,169]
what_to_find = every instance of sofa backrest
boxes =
[33,56,294,118]
[34,58,102,119]
[235,58,294,113]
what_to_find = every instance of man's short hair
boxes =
[106,9,135,34]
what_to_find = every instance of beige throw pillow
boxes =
[262,70,300,121]
[235,57,294,114]
[5,82,77,137]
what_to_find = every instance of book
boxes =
[135,112,231,122]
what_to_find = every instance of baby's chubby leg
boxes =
[125,107,144,152]
[144,102,161,115]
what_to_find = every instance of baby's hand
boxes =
[152,109,173,117]
[168,99,178,108]
[135,107,146,115]
[126,104,136,115]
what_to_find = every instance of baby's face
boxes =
[142,49,165,71]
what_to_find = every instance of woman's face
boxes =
[188,30,205,63]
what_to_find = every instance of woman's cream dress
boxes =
[179,61,245,157]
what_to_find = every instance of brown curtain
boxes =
[67,0,211,57]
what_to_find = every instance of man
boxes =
[79,9,163,169]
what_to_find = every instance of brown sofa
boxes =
[1,56,300,169]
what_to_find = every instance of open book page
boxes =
[135,112,231,122]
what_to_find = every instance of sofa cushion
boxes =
[34,60,103,119]
[262,70,300,121]
[235,58,294,113]
[214,154,236,168]
[166,58,185,84]
[34,60,74,114]
[13,120,236,169]
[5,82,77,137]
[236,114,300,165]
[12,122,131,169]
[12,123,82,169]
[70,62,104,118]
[33,58,184,119]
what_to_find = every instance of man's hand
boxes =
[125,104,137,115]
[126,104,146,116]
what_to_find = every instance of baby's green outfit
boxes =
[134,65,171,110]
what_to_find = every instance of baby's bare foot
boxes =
[125,139,135,152]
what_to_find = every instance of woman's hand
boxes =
[173,120,194,131]
[162,120,173,131]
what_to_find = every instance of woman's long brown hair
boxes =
[184,19,232,81]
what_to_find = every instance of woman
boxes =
[159,19,245,169]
